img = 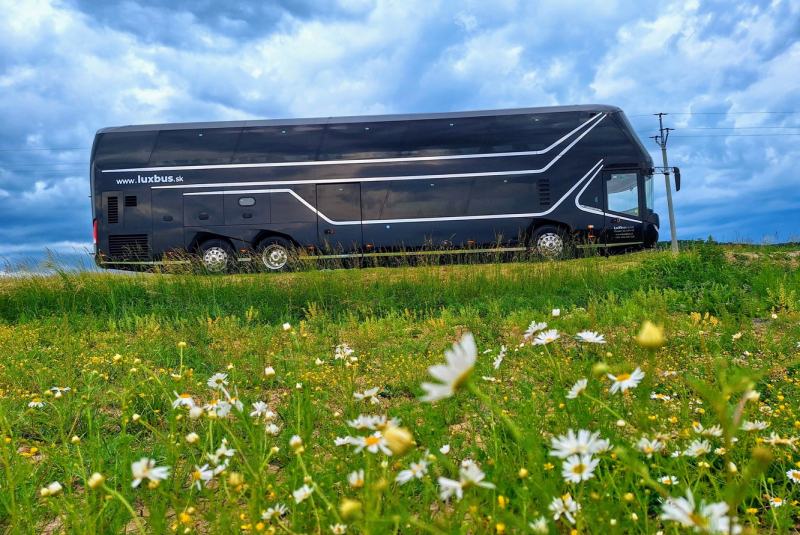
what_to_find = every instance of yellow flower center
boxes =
[688,513,709,527]
[365,436,381,446]
[180,394,191,399]
[192,470,202,481]
[616,373,631,382]
[791,471,800,479]
[571,463,586,475]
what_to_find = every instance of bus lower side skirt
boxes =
[311,247,528,260]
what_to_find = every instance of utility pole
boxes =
[651,113,679,254]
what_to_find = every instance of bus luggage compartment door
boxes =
[316,184,363,254]
[152,189,185,256]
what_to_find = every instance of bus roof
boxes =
[96,104,623,134]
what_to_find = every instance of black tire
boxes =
[257,237,292,271]
[530,225,568,259]
[199,239,236,273]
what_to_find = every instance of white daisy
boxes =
[420,333,477,402]
[437,463,494,500]
[552,309,561,317]
[651,392,672,401]
[493,345,507,370]
[524,321,548,339]
[769,496,784,508]
[351,431,392,455]
[637,437,665,458]
[692,423,723,437]
[549,429,605,458]
[347,469,364,488]
[396,459,429,485]
[190,464,213,490]
[532,329,560,346]
[659,475,679,486]
[566,379,588,399]
[683,439,712,457]
[740,420,769,431]
[262,503,287,520]
[250,401,273,419]
[561,454,599,483]
[576,331,606,344]
[660,488,741,534]
[28,398,44,408]
[549,494,580,524]
[347,414,377,430]
[334,343,354,359]
[207,373,229,390]
[330,524,347,534]
[172,392,195,409]
[529,516,548,534]
[131,458,170,488]
[353,387,381,404]
[607,367,645,394]
[439,444,451,454]
[293,483,314,504]
[266,424,281,436]
[334,436,355,447]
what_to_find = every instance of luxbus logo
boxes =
[136,174,183,183]
[115,174,184,185]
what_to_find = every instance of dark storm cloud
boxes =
[0,0,798,261]
[64,0,349,45]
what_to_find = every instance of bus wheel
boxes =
[530,225,567,258]
[258,237,292,271]
[199,239,236,273]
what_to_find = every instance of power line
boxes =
[628,111,800,118]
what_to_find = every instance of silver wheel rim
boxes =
[536,233,563,255]
[261,244,288,270]
[202,247,229,272]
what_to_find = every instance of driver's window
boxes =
[606,173,639,216]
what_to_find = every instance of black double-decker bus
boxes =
[90,105,659,271]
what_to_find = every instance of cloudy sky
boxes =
[1,0,799,264]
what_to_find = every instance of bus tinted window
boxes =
[233,126,324,163]
[319,122,406,160]
[380,179,473,219]
[150,128,242,166]
[403,118,491,157]
[94,131,158,169]
[489,113,580,152]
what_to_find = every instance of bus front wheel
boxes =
[530,226,567,258]
[199,239,236,273]
[258,237,292,271]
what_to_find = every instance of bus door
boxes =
[575,172,607,249]
[316,183,363,254]
[603,170,644,248]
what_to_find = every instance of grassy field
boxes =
[1,241,799,534]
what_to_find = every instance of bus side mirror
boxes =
[673,167,681,191]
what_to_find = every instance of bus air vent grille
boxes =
[125,196,138,207]
[108,234,149,259]
[107,197,119,224]
[538,180,551,206]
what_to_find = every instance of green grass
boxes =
[0,242,799,534]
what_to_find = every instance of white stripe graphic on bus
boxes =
[151,114,606,190]
[182,161,611,226]
[103,113,606,174]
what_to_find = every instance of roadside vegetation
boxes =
[1,241,799,534]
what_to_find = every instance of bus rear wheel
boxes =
[199,239,236,273]
[530,225,567,258]
[258,237,292,271]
